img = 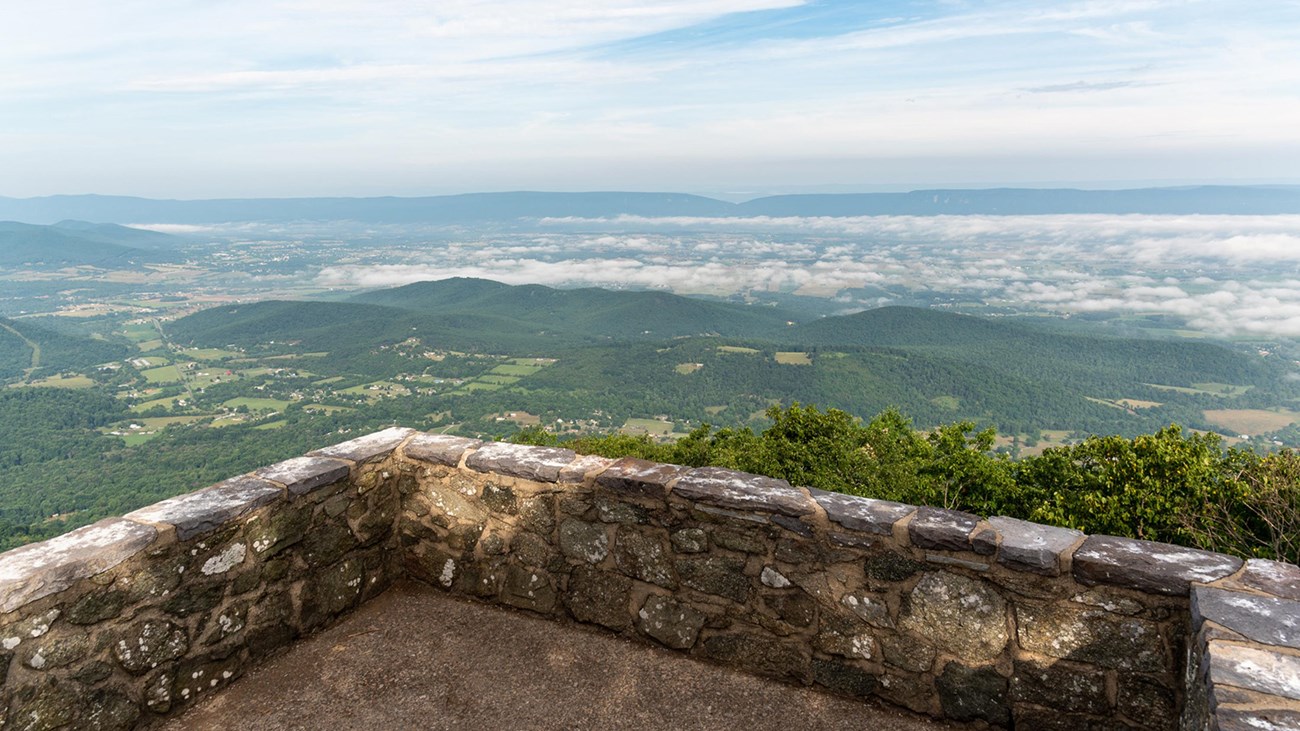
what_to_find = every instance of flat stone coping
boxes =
[162,582,971,731]
[0,518,156,613]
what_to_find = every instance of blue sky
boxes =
[2,0,1299,198]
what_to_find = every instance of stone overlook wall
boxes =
[0,427,1297,730]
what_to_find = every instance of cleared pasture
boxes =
[775,351,812,365]
[1204,409,1300,435]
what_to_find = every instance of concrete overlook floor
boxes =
[160,581,970,730]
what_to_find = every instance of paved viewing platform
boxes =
[162,581,967,730]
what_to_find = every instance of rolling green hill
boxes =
[168,281,1292,436]
[789,306,1270,394]
[349,278,802,339]
[0,221,178,269]
[0,317,130,381]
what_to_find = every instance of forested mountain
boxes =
[3,185,1298,224]
[0,317,130,380]
[0,220,178,269]
[349,278,801,338]
[168,281,1289,437]
[789,307,1271,394]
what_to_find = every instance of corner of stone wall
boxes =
[0,427,415,729]
[2,426,1298,731]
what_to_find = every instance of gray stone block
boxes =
[255,455,351,495]
[595,457,689,497]
[1016,603,1164,672]
[1207,641,1300,702]
[898,571,1007,663]
[1215,707,1300,731]
[937,662,1009,725]
[566,566,632,631]
[1194,586,1300,651]
[988,515,1083,576]
[811,489,914,536]
[1233,559,1300,602]
[309,426,415,462]
[638,595,705,649]
[126,474,283,541]
[1072,534,1242,596]
[672,467,812,517]
[464,442,577,483]
[402,434,482,466]
[677,555,750,603]
[908,506,980,552]
[0,518,157,613]
[559,454,616,483]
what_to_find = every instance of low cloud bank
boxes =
[317,214,1300,339]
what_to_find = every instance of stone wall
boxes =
[1,427,1298,730]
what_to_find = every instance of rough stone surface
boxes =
[558,454,615,483]
[1207,641,1300,702]
[898,571,1008,663]
[815,613,875,661]
[402,434,482,467]
[1072,534,1243,596]
[254,456,350,495]
[908,507,980,552]
[1194,586,1300,651]
[670,528,708,553]
[880,633,936,673]
[0,518,157,613]
[865,551,928,583]
[1017,603,1165,671]
[126,475,282,541]
[1215,708,1300,731]
[614,530,676,589]
[594,457,688,497]
[638,595,706,649]
[811,489,915,536]
[301,558,364,629]
[309,426,414,462]
[988,515,1082,576]
[565,566,632,630]
[501,564,557,613]
[813,657,878,698]
[699,633,808,683]
[672,467,812,517]
[1010,658,1108,714]
[937,662,1009,725]
[557,519,609,564]
[1116,673,1176,723]
[113,619,189,674]
[464,442,576,483]
[841,592,894,628]
[1230,558,1300,602]
[677,555,750,604]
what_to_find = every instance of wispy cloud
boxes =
[2,1,1299,196]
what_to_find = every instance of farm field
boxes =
[141,365,184,384]
[775,351,812,365]
[1203,409,1300,436]
[621,418,675,436]
[22,374,95,389]
[222,397,293,412]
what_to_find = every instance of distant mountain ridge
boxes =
[2,186,1299,224]
[349,278,800,338]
